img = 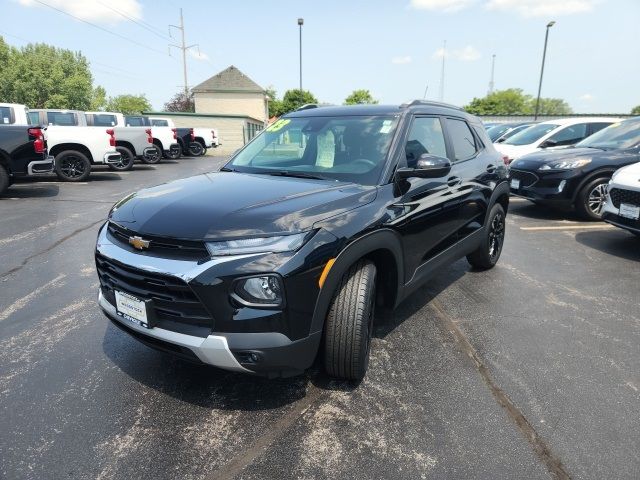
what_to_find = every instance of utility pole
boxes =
[169,9,199,98]
[488,54,496,95]
[298,18,304,92]
[438,40,446,101]
[534,21,556,120]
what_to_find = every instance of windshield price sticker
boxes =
[266,119,291,132]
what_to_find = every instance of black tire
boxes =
[199,145,207,156]
[142,145,162,164]
[575,177,609,220]
[188,142,204,156]
[55,150,91,182]
[324,259,377,381]
[167,148,181,160]
[467,203,506,270]
[0,165,9,195]
[109,146,134,171]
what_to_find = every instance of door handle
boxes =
[447,176,461,187]
[486,164,496,173]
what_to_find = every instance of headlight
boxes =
[539,159,591,171]
[205,232,309,256]
[233,275,284,307]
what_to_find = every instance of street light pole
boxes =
[534,21,555,120]
[298,18,304,92]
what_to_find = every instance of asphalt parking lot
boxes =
[1,156,638,480]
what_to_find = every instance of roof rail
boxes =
[296,104,319,111]
[400,99,463,111]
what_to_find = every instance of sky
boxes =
[2,0,639,113]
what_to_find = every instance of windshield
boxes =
[486,124,511,142]
[503,123,559,145]
[575,120,640,150]
[226,115,400,185]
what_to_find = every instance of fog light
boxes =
[557,180,567,193]
[233,275,283,307]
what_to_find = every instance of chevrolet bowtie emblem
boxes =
[129,236,151,250]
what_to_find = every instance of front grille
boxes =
[609,188,640,209]
[509,169,539,187]
[96,253,213,334]
[107,222,209,261]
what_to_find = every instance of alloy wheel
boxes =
[488,212,505,261]
[59,156,86,179]
[588,183,608,217]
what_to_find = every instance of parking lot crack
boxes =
[430,299,571,480]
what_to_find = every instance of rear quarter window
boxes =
[151,119,169,126]
[47,112,78,126]
[92,114,117,127]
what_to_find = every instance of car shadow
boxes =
[102,260,469,407]
[508,200,585,222]
[575,229,640,261]
[1,182,60,198]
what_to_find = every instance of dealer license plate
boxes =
[510,179,520,189]
[115,290,149,327]
[619,203,640,220]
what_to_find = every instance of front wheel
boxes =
[576,177,609,220]
[324,259,377,381]
[55,150,91,182]
[188,142,204,156]
[109,146,134,171]
[467,203,506,270]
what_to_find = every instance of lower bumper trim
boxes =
[27,156,55,175]
[98,290,251,373]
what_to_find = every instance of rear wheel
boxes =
[142,145,162,164]
[324,259,377,381]
[576,177,609,220]
[109,146,134,171]
[0,165,9,195]
[188,142,204,156]
[467,203,506,270]
[199,145,207,156]
[55,150,91,182]
[167,148,181,160]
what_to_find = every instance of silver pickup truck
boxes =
[29,109,158,171]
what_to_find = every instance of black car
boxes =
[509,117,640,220]
[95,101,510,380]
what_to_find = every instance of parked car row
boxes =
[493,116,640,236]
[0,102,220,187]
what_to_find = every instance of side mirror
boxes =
[540,139,557,149]
[396,154,452,179]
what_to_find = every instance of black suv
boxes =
[95,101,509,380]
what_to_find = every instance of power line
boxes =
[95,0,172,41]
[31,0,169,57]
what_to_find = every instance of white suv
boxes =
[495,117,619,163]
[603,162,640,237]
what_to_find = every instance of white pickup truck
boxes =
[149,117,220,155]
[19,107,122,181]
[123,115,181,160]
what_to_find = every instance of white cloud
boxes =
[189,49,209,62]
[433,45,481,61]
[579,93,595,101]
[17,0,143,23]
[409,0,477,13]
[485,0,595,17]
[392,55,413,64]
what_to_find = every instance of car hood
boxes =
[109,171,376,240]
[510,147,631,171]
[613,161,640,185]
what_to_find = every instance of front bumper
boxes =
[27,155,55,175]
[509,168,582,207]
[103,151,122,165]
[603,192,640,234]
[95,223,326,376]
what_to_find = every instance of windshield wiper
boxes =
[263,170,332,181]
[220,166,235,172]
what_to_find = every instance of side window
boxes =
[28,111,40,125]
[126,117,144,126]
[0,106,14,124]
[588,122,612,136]
[46,112,77,126]
[548,123,588,146]
[93,114,116,126]
[405,117,447,168]
[446,118,478,161]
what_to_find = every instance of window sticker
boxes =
[316,130,336,168]
[380,120,393,134]
[266,119,291,132]
[3,117,9,124]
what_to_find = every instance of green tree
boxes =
[106,94,152,115]
[265,85,283,118]
[280,89,318,115]
[89,86,107,111]
[464,88,572,116]
[631,105,640,115]
[164,90,194,112]
[0,39,93,109]
[344,89,378,105]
